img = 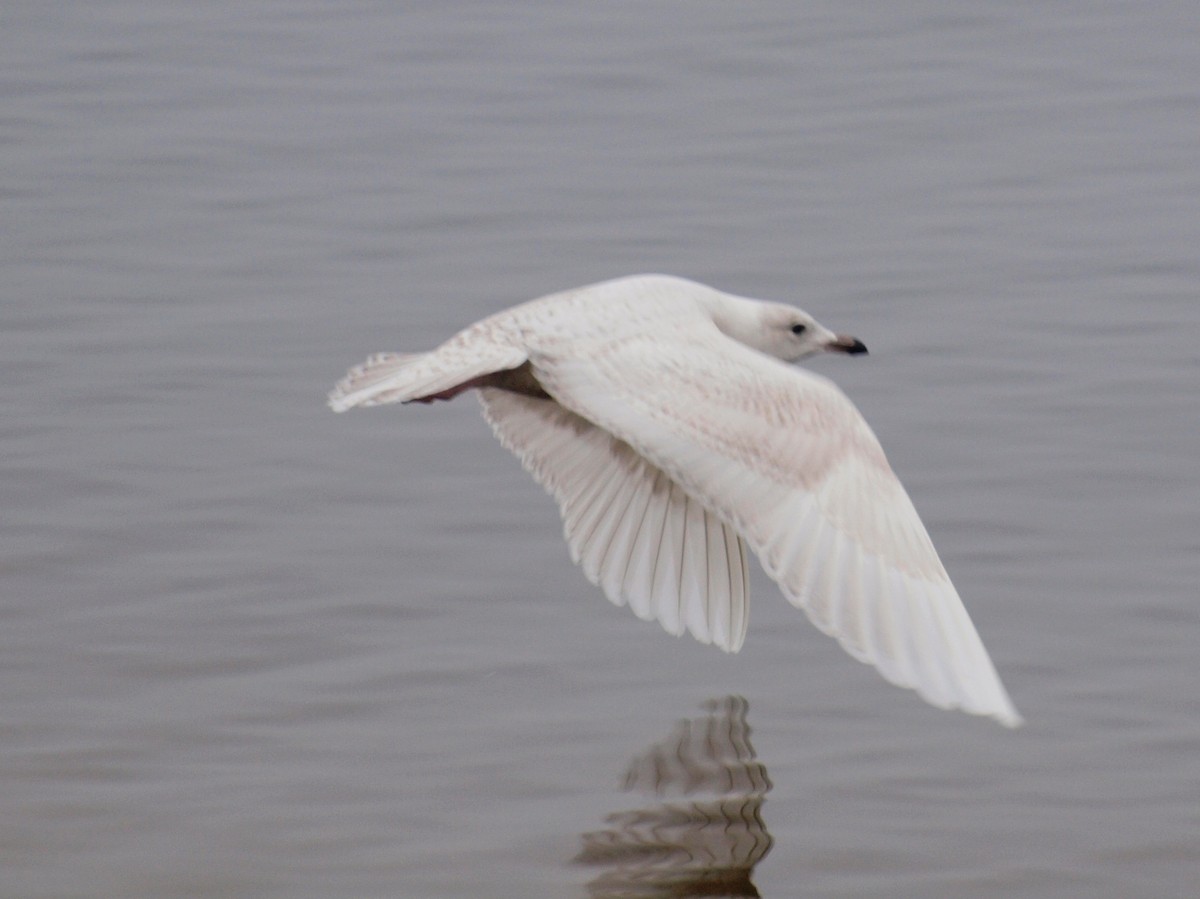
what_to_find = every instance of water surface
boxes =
[3,2,1199,896]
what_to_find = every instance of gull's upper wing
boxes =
[528,318,1021,726]
[479,388,750,651]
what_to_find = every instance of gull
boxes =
[329,275,1021,726]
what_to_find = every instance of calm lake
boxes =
[3,2,1198,896]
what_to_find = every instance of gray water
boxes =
[4,2,1199,896]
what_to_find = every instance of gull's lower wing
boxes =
[530,321,1021,727]
[479,388,750,652]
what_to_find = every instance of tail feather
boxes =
[328,353,425,411]
[328,345,528,412]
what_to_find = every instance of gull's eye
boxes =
[791,323,807,335]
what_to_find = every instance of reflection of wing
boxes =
[480,389,750,651]
[576,697,772,898]
[534,322,1021,727]
[620,696,770,797]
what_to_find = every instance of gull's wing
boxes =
[530,321,1022,727]
[479,388,750,652]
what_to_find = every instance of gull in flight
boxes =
[329,275,1021,726]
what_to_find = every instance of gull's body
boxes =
[329,274,1021,726]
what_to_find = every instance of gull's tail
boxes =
[328,352,425,411]
[328,343,529,412]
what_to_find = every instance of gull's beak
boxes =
[825,333,868,355]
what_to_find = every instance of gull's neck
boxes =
[700,289,766,350]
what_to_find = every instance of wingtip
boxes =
[992,704,1024,729]
[956,685,1022,728]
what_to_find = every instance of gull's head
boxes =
[749,302,868,362]
[693,282,868,362]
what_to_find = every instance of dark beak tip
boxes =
[831,336,868,356]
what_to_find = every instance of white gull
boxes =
[329,274,1021,727]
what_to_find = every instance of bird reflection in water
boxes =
[575,696,773,898]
